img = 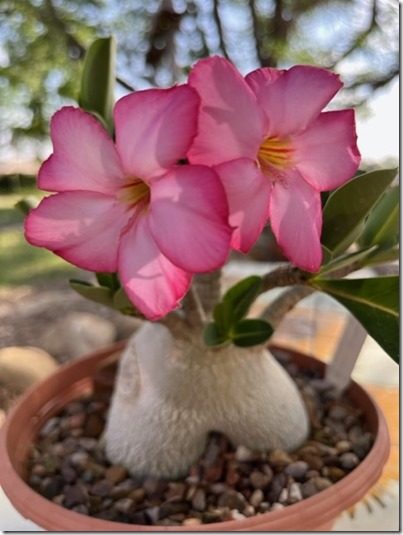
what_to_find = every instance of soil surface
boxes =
[26,350,374,527]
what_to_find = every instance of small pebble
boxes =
[105,465,127,484]
[250,470,271,489]
[336,440,352,453]
[235,445,256,462]
[249,489,264,508]
[192,488,206,511]
[340,452,360,470]
[270,502,285,511]
[285,461,308,480]
[182,517,202,526]
[288,482,302,503]
[114,498,134,514]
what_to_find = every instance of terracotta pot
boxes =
[0,342,390,532]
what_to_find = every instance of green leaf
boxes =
[322,168,397,253]
[231,319,273,348]
[79,36,116,131]
[96,272,120,291]
[359,186,399,248]
[223,276,263,323]
[212,276,263,337]
[69,280,114,307]
[318,246,377,277]
[364,247,399,267]
[112,287,137,315]
[311,277,399,362]
[203,322,229,347]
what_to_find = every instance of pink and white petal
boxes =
[187,56,266,166]
[256,65,343,137]
[148,165,231,273]
[215,158,271,253]
[114,86,199,179]
[118,216,191,320]
[269,169,322,272]
[293,110,361,192]
[25,191,131,272]
[38,107,124,194]
[245,67,285,97]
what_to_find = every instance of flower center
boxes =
[118,179,150,208]
[258,137,293,172]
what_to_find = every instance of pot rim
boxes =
[0,342,391,532]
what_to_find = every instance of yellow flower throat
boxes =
[258,137,293,171]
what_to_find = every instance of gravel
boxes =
[27,351,374,526]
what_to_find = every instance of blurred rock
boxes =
[40,313,117,360]
[0,346,58,394]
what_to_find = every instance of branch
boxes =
[40,0,136,92]
[260,265,309,293]
[327,0,378,70]
[182,285,206,327]
[213,0,230,60]
[261,286,314,328]
[249,0,264,66]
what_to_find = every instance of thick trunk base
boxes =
[104,323,309,478]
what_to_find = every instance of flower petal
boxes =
[148,165,231,272]
[269,169,322,272]
[245,67,284,96]
[293,110,361,191]
[25,191,131,272]
[114,86,199,179]
[255,65,343,137]
[118,216,191,320]
[187,56,266,165]
[38,107,124,194]
[214,158,271,253]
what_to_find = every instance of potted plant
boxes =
[0,37,398,531]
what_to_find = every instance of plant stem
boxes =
[261,265,308,293]
[260,286,314,328]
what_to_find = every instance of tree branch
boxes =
[327,0,378,70]
[249,0,264,66]
[213,0,229,59]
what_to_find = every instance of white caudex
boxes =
[104,322,309,478]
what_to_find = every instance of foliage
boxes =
[0,0,398,155]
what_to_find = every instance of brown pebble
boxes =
[278,487,288,503]
[259,501,270,513]
[40,476,64,499]
[165,482,186,501]
[313,477,332,491]
[192,488,206,511]
[336,440,352,453]
[129,487,146,503]
[300,453,324,471]
[210,483,228,495]
[268,449,292,468]
[64,483,88,508]
[250,470,271,489]
[68,413,86,429]
[301,480,318,498]
[90,479,113,497]
[159,501,189,519]
[114,498,135,514]
[218,490,246,511]
[31,464,47,477]
[84,414,104,438]
[61,464,77,484]
[244,504,255,517]
[270,502,285,511]
[324,466,345,482]
[249,489,264,508]
[105,465,127,484]
[143,477,167,497]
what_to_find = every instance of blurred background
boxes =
[0,2,399,530]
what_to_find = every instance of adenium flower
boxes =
[25,86,232,319]
[187,57,361,272]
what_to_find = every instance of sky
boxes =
[355,78,399,165]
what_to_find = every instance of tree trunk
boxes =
[103,322,309,479]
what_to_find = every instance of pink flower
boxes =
[187,57,361,272]
[25,86,232,319]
